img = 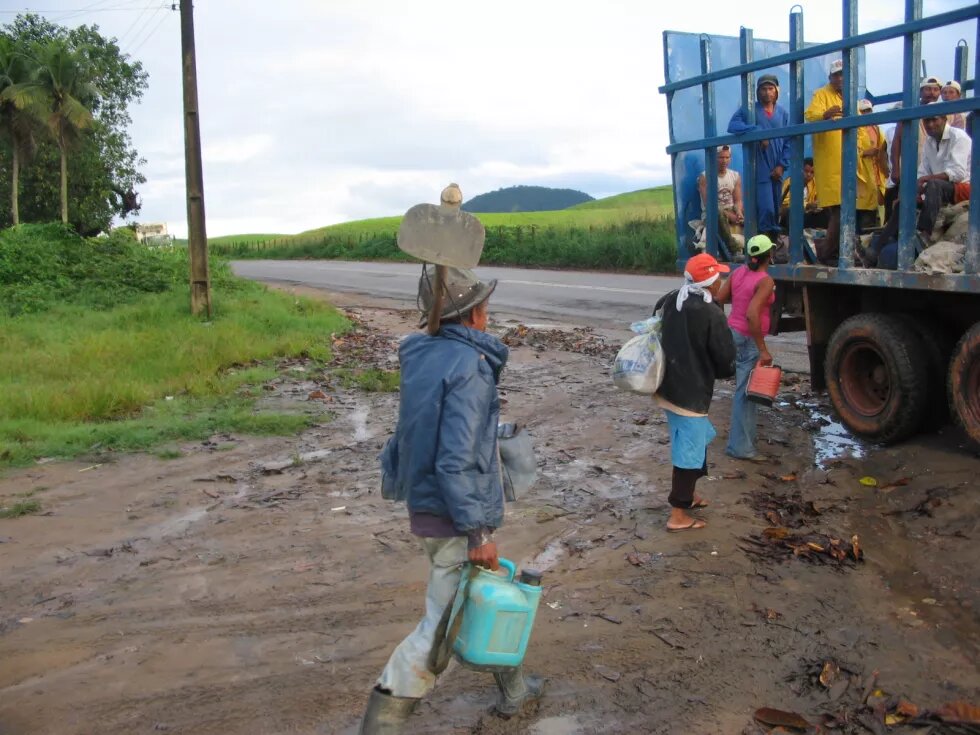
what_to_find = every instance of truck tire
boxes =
[948,321,980,446]
[897,313,955,430]
[825,313,929,444]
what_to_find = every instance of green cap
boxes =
[746,234,774,257]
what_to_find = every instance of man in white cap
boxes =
[359,267,543,732]
[805,59,847,263]
[890,76,945,194]
[857,99,887,230]
[860,103,971,268]
[941,80,967,130]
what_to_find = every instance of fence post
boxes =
[739,26,758,239]
[701,35,720,258]
[788,9,805,264]
[838,0,859,269]
[897,0,923,272]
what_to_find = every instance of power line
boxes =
[46,0,151,24]
[128,4,172,54]
[117,2,162,45]
[0,6,168,12]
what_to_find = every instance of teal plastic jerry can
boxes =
[451,558,543,670]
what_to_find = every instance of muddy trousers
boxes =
[375,536,468,698]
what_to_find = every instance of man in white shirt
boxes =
[917,106,972,234]
[696,145,744,255]
[859,105,971,268]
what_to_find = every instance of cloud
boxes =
[22,0,976,237]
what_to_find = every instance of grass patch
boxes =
[0,393,318,468]
[334,368,400,393]
[155,448,184,460]
[0,223,185,316]
[0,223,352,468]
[0,498,42,518]
[0,288,344,425]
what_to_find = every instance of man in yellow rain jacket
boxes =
[805,59,845,264]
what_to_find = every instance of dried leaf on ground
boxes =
[932,701,980,724]
[753,707,811,730]
[742,530,863,568]
[626,551,652,566]
[819,660,841,688]
[878,477,912,492]
[748,488,824,529]
[501,324,618,359]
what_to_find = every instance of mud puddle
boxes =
[1,312,977,735]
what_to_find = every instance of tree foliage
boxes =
[462,185,595,213]
[0,14,148,234]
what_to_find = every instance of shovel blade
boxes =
[397,203,485,268]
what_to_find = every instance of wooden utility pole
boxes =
[179,0,211,317]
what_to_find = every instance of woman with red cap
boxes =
[652,254,737,532]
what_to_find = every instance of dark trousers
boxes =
[918,180,955,235]
[779,208,829,230]
[757,177,783,234]
[668,461,708,509]
[871,181,955,265]
[884,185,899,223]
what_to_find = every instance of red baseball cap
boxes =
[685,253,730,282]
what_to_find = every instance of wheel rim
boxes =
[839,340,891,416]
[966,353,980,423]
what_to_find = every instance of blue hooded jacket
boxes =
[380,323,508,534]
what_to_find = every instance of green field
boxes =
[211,186,679,273]
[175,233,286,248]
[282,186,674,243]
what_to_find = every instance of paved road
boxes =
[232,259,810,371]
[232,260,679,326]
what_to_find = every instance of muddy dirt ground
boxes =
[1,293,978,735]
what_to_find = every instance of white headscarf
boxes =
[676,271,719,311]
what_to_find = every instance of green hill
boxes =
[462,185,594,213]
[211,186,678,273]
[273,186,674,244]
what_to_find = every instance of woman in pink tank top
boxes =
[716,235,776,460]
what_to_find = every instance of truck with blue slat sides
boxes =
[660,1,980,446]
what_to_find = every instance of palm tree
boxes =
[0,36,40,226]
[9,39,98,225]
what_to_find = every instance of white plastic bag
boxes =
[497,422,537,501]
[612,316,665,394]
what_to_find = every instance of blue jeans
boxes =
[727,328,760,458]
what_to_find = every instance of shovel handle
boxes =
[427,264,447,335]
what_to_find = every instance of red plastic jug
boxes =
[747,364,782,406]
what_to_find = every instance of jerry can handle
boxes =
[497,558,516,582]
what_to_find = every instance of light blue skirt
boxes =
[664,410,716,469]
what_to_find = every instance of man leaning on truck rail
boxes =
[727,74,791,242]
[859,103,972,269]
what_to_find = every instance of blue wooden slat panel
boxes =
[665,31,855,260]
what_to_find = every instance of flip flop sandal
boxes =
[666,520,706,532]
[691,500,709,509]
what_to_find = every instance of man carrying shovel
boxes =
[357,187,543,733]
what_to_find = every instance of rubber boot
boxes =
[358,687,419,735]
[492,666,545,719]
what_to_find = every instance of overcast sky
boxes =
[3,1,975,237]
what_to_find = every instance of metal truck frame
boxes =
[660,0,980,446]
